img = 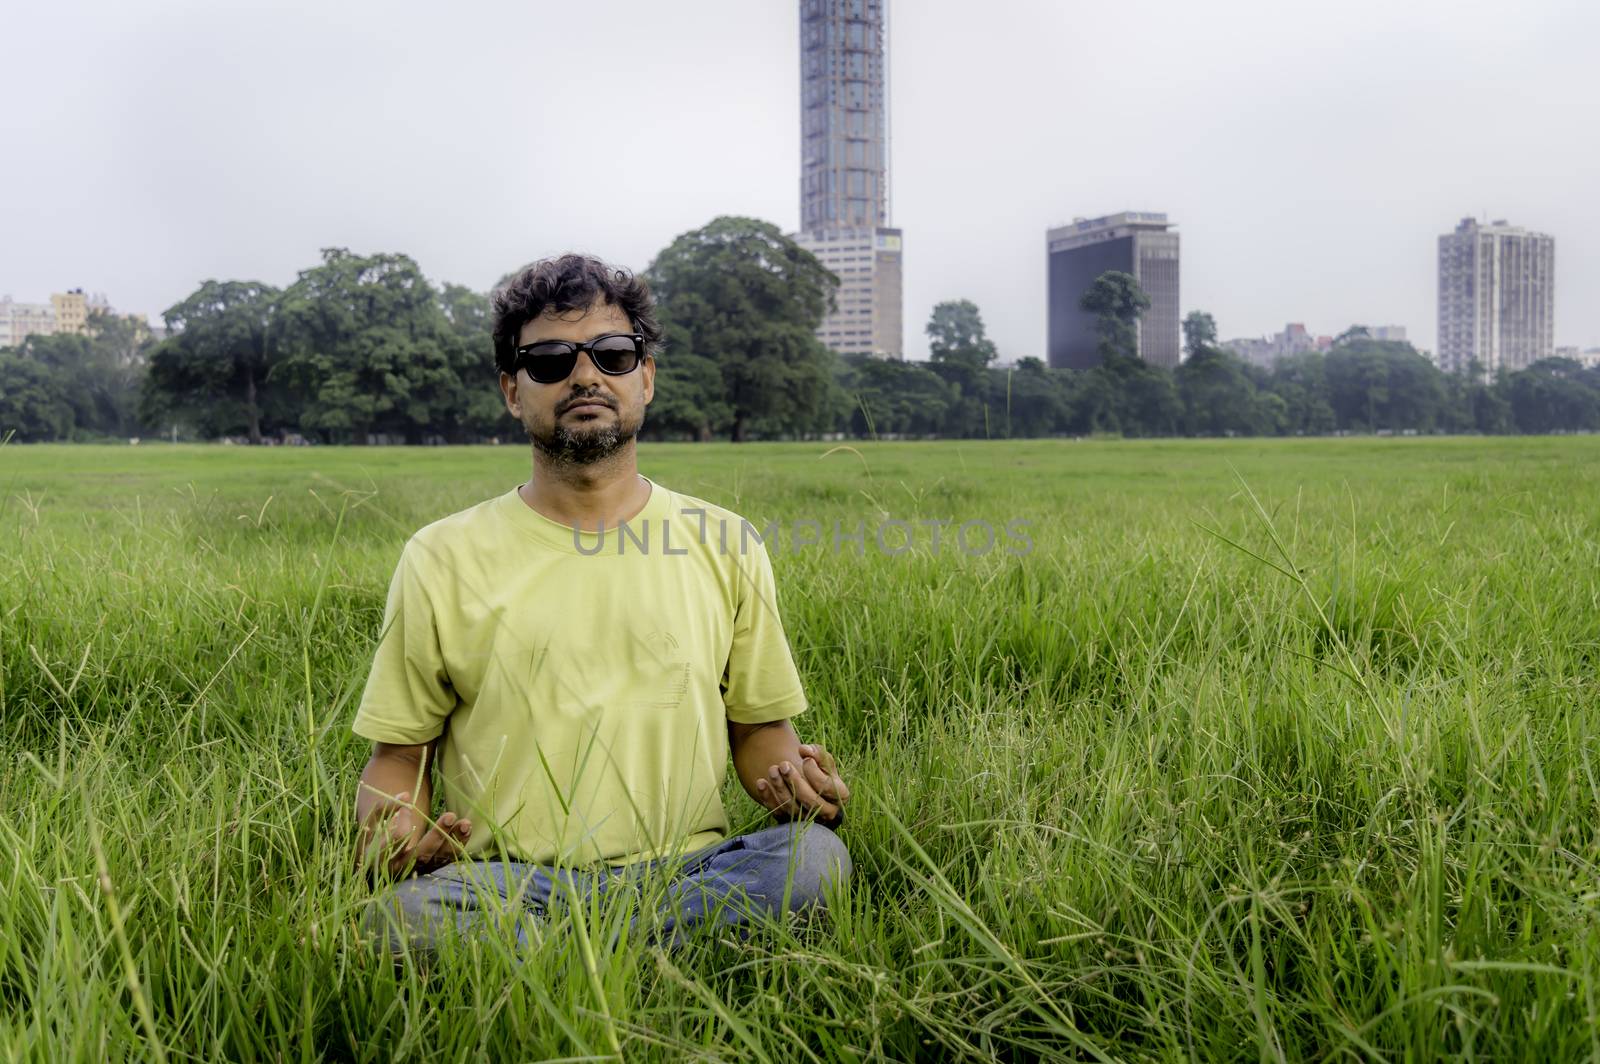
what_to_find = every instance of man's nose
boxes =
[567,350,606,388]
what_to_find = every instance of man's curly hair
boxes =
[490,254,664,375]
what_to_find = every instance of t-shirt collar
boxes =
[495,474,674,555]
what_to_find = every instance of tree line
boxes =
[4,216,1599,443]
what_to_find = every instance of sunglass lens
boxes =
[590,335,640,374]
[525,352,578,383]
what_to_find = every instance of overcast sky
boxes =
[3,0,1596,359]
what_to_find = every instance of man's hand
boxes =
[754,743,851,828]
[357,788,473,880]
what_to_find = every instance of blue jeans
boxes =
[361,822,850,955]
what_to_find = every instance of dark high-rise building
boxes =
[1046,212,1180,369]
[793,0,903,359]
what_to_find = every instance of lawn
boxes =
[2,437,1598,1061]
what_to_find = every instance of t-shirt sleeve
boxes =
[721,536,809,724]
[351,539,457,744]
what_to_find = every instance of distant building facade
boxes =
[1553,346,1600,368]
[1046,211,1180,369]
[1437,217,1554,377]
[1223,323,1409,368]
[1222,323,1322,368]
[797,227,903,357]
[2,289,142,348]
[1220,336,1275,368]
[2,297,56,347]
[793,0,902,359]
[51,289,90,335]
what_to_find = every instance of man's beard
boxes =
[526,408,642,466]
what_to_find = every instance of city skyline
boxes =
[1,0,1595,360]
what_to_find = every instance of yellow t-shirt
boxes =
[351,476,809,867]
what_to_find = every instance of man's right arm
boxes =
[355,740,471,879]
[352,540,470,879]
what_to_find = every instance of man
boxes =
[352,253,850,953]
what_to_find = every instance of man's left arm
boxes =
[729,719,849,827]
[721,537,850,827]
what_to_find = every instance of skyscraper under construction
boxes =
[794,0,903,359]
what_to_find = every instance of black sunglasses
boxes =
[513,333,646,384]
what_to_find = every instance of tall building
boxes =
[793,0,903,359]
[1437,217,1554,377]
[1046,212,1180,369]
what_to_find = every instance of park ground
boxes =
[2,436,1599,1061]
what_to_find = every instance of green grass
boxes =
[2,436,1599,1061]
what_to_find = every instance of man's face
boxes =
[499,300,655,465]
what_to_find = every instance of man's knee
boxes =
[358,875,445,955]
[789,823,851,907]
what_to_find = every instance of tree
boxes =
[1176,346,1258,435]
[642,329,732,441]
[1001,358,1068,437]
[645,216,838,442]
[1182,311,1218,358]
[1324,345,1389,431]
[1106,355,1181,436]
[1073,273,1180,435]
[1079,271,1150,364]
[0,354,76,440]
[925,299,999,436]
[142,281,280,444]
[274,249,486,444]
[842,355,955,437]
[1381,345,1447,431]
[1322,340,1442,432]
[1503,358,1600,433]
[86,311,154,437]
[926,300,998,370]
[1265,353,1336,434]
[1333,325,1372,348]
[434,284,510,440]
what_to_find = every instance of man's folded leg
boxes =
[360,861,588,956]
[654,821,852,943]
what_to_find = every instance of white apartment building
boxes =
[1,297,57,347]
[1437,217,1554,377]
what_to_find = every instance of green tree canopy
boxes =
[645,216,839,442]
[0,353,76,441]
[1176,346,1259,435]
[142,280,280,443]
[926,300,998,371]
[1182,311,1218,357]
[924,299,1001,436]
[841,355,955,438]
[274,249,495,443]
[642,341,733,441]
[1503,358,1600,434]
[1080,271,1150,363]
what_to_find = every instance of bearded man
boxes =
[352,253,851,952]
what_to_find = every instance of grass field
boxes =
[2,437,1599,1061]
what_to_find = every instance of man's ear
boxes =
[500,371,519,416]
[641,354,656,406]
